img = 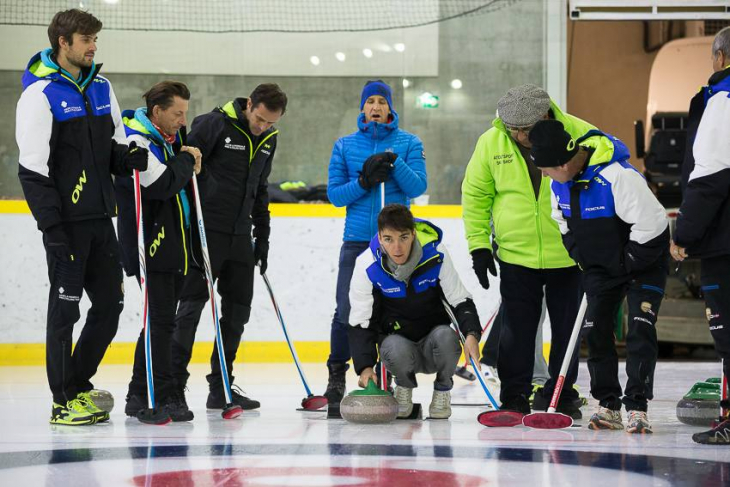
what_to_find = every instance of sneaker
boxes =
[125,394,147,417]
[323,363,349,406]
[588,406,624,430]
[692,419,730,444]
[500,395,531,415]
[394,386,414,418]
[50,399,96,426]
[207,385,260,410]
[429,390,452,419]
[161,393,194,422]
[76,392,110,423]
[626,410,652,434]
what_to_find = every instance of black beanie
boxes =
[528,119,578,168]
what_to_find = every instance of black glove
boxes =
[254,239,269,275]
[471,248,497,290]
[122,141,149,173]
[358,153,395,190]
[44,224,74,262]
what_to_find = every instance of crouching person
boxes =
[529,120,669,434]
[347,204,482,419]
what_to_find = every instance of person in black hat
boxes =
[530,119,669,434]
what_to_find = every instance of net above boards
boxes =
[0,0,521,33]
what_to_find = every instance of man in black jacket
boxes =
[171,84,287,411]
[118,81,202,423]
[348,205,482,419]
[672,26,730,445]
[16,9,147,425]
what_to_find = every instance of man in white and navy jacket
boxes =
[671,26,730,445]
[348,204,481,420]
[528,120,669,435]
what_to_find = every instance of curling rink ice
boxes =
[1,361,729,486]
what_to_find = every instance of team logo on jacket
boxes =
[224,137,246,151]
[60,100,82,114]
[640,302,652,313]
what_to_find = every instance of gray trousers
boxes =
[380,325,461,391]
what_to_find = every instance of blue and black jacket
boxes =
[675,66,730,258]
[550,132,669,292]
[347,220,481,374]
[115,108,196,276]
[17,49,130,231]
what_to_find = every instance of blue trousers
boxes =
[327,241,370,366]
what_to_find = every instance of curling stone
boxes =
[340,379,398,424]
[676,379,721,427]
[88,389,114,413]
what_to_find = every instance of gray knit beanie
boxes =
[497,84,551,128]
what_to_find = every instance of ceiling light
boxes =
[335,52,346,62]
[310,56,320,66]
[402,79,411,88]
[362,48,373,58]
[394,43,406,52]
[450,79,463,90]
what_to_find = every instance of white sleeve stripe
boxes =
[348,251,377,328]
[551,189,569,235]
[438,244,472,307]
[127,134,168,187]
[108,81,127,146]
[690,93,730,181]
[16,81,53,178]
[602,164,668,244]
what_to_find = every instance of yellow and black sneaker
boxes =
[77,391,110,423]
[50,399,97,426]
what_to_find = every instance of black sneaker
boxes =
[500,395,531,415]
[160,393,194,422]
[692,418,730,445]
[324,362,349,405]
[207,385,260,410]
[125,394,146,417]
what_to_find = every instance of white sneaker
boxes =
[429,390,452,419]
[394,386,414,418]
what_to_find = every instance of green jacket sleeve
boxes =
[461,133,495,253]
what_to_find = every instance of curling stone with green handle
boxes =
[340,379,398,424]
[676,379,721,427]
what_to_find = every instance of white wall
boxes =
[0,213,503,344]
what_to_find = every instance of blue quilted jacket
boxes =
[327,110,427,242]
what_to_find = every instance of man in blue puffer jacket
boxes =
[323,80,427,404]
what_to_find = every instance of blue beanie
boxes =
[360,80,392,110]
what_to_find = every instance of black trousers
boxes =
[43,219,123,404]
[700,255,730,380]
[498,261,583,404]
[128,271,185,401]
[584,265,667,412]
[171,231,255,392]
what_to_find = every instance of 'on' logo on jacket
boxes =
[149,227,166,257]
[71,170,87,204]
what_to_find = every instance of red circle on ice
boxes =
[133,466,488,486]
